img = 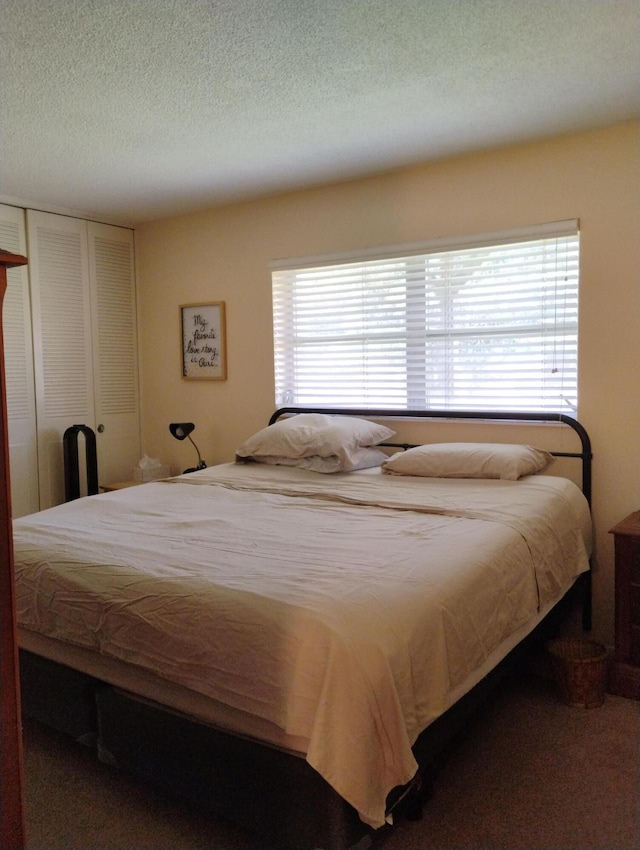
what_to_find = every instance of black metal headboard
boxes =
[269,407,593,506]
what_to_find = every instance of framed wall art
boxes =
[180,301,227,380]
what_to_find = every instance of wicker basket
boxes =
[546,638,607,708]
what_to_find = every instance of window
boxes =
[271,221,579,414]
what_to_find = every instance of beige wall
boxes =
[135,120,640,646]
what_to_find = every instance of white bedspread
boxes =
[13,463,591,827]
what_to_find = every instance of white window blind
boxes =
[272,222,579,414]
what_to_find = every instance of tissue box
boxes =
[133,464,170,483]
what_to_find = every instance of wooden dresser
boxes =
[0,249,29,849]
[609,511,640,700]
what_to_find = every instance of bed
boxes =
[14,407,593,850]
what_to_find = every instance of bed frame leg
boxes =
[582,568,593,631]
[389,770,433,823]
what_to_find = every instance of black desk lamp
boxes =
[169,423,207,473]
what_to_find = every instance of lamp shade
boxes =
[168,422,206,473]
[169,422,195,441]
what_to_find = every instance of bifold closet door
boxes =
[27,210,96,509]
[0,204,38,518]
[87,221,140,490]
[27,211,140,509]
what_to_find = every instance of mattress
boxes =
[13,463,591,827]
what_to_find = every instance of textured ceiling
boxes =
[1,0,639,226]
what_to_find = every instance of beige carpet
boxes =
[23,673,639,850]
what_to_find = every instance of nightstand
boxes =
[100,481,139,492]
[609,511,640,699]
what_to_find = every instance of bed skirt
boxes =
[19,576,585,850]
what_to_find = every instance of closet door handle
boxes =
[97,424,105,433]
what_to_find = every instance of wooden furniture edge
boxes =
[608,661,640,700]
[608,511,640,701]
[0,250,28,850]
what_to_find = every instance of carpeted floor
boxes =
[23,673,640,850]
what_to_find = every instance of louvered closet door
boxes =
[27,210,95,510]
[0,204,38,517]
[88,222,140,487]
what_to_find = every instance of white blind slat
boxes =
[272,226,579,413]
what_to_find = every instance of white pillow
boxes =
[382,442,554,481]
[236,414,395,470]
[240,446,389,474]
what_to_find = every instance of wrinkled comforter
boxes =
[13,463,591,827]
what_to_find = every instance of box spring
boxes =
[18,581,580,850]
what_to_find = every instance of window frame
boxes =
[271,220,579,415]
